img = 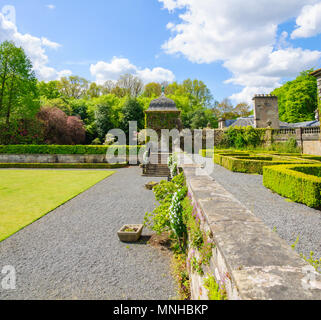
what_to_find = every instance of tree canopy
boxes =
[271,69,318,123]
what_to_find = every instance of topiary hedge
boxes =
[0,163,128,169]
[0,145,144,155]
[214,154,314,174]
[263,164,321,208]
[199,149,215,158]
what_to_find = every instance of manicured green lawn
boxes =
[0,170,114,242]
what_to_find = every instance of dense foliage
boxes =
[0,41,255,145]
[271,70,318,123]
[217,126,266,149]
[0,41,40,144]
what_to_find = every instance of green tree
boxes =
[86,82,102,99]
[120,97,144,137]
[271,69,318,123]
[38,80,61,99]
[0,41,39,128]
[42,98,72,116]
[93,95,121,139]
[117,74,144,97]
[144,82,162,98]
[58,76,89,99]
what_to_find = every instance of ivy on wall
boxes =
[145,111,181,134]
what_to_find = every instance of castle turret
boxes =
[252,94,280,129]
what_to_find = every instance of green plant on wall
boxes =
[145,111,181,133]
[203,274,227,300]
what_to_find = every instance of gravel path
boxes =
[0,167,176,300]
[196,155,321,260]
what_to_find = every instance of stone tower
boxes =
[252,94,280,129]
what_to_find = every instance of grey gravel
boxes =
[0,167,176,300]
[196,155,321,260]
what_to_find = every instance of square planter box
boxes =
[118,224,144,242]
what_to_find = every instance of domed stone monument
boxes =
[142,88,182,176]
[145,87,181,138]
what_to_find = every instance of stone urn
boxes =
[118,224,144,242]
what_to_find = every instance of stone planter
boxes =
[117,224,144,242]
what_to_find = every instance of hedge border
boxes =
[0,145,145,155]
[0,163,128,169]
[214,153,314,174]
[263,164,321,208]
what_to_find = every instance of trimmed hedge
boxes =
[0,163,128,169]
[214,154,314,174]
[213,153,250,166]
[0,145,144,155]
[263,164,321,208]
[199,149,215,158]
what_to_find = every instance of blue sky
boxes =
[1,0,321,105]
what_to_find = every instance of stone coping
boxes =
[181,161,321,300]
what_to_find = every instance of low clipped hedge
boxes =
[0,163,128,169]
[213,153,250,166]
[214,154,314,174]
[263,164,321,208]
[199,149,215,158]
[0,145,144,155]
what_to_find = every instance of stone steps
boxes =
[141,164,170,177]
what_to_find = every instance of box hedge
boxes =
[263,164,321,208]
[0,145,144,155]
[0,163,128,169]
[215,154,314,174]
[199,149,215,158]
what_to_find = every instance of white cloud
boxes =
[159,0,321,104]
[90,57,175,84]
[291,2,321,39]
[0,13,71,81]
[41,37,61,49]
[46,4,56,10]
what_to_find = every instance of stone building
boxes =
[142,91,182,176]
[218,94,320,129]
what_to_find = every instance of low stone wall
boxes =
[181,160,321,300]
[302,140,321,155]
[0,154,139,164]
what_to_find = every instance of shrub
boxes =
[0,119,45,145]
[37,107,86,145]
[218,127,265,149]
[268,137,301,154]
[263,164,321,207]
[144,173,186,236]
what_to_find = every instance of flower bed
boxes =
[263,164,321,208]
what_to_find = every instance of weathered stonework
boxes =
[0,154,134,164]
[179,154,321,300]
[253,94,280,129]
